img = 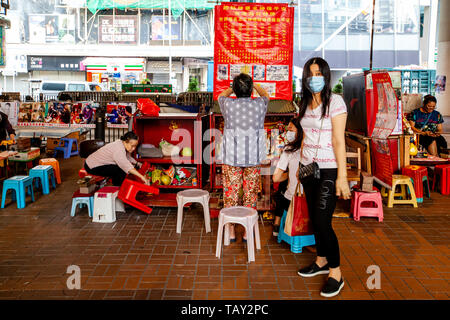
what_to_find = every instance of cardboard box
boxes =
[79,184,97,194]
[8,147,40,161]
[360,171,374,192]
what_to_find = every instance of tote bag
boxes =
[284,183,314,236]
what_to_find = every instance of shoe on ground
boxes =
[272,224,280,236]
[320,277,344,298]
[297,263,330,277]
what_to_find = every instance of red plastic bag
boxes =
[284,183,314,236]
[137,98,159,116]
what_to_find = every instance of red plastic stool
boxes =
[402,165,430,203]
[433,164,450,195]
[118,178,159,214]
[351,191,383,222]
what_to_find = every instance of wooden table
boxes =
[0,151,18,180]
[409,157,450,166]
[8,155,41,175]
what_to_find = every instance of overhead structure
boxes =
[86,0,223,18]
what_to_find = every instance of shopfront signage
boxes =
[98,15,138,45]
[213,3,294,100]
[27,56,84,71]
[146,61,182,73]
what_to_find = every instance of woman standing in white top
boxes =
[296,57,351,298]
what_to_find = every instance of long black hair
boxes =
[284,116,303,153]
[299,57,332,119]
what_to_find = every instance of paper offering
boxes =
[253,65,266,81]
[255,82,276,98]
[230,64,252,79]
[217,64,229,80]
[266,65,289,81]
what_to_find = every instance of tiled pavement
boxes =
[0,156,449,300]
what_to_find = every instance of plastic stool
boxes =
[176,189,211,234]
[53,138,79,159]
[1,176,35,209]
[117,178,159,214]
[277,210,315,253]
[71,190,94,217]
[93,186,125,223]
[29,165,56,195]
[384,175,418,208]
[39,158,61,184]
[432,164,450,195]
[215,206,261,263]
[402,165,430,203]
[351,191,383,222]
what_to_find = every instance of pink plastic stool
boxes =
[351,191,384,222]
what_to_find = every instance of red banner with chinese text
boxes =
[213,3,294,101]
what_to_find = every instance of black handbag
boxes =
[298,117,324,181]
[298,161,321,180]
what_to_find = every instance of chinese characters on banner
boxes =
[213,3,294,100]
[370,72,399,188]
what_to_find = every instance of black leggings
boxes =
[84,162,126,186]
[301,168,340,268]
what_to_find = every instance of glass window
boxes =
[42,83,66,91]
[68,84,86,91]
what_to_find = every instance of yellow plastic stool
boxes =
[381,184,407,199]
[384,175,418,208]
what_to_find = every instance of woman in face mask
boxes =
[296,57,350,298]
[272,116,303,236]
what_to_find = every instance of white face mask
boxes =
[286,131,296,142]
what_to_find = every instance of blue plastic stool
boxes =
[53,138,79,159]
[29,165,56,195]
[1,176,35,209]
[277,210,315,253]
[71,190,94,217]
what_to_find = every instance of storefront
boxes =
[146,60,183,93]
[182,58,210,92]
[82,57,146,91]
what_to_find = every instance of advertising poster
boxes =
[106,102,136,128]
[18,102,46,124]
[70,102,98,128]
[370,72,399,188]
[435,75,446,94]
[151,16,181,40]
[0,102,19,126]
[28,15,67,44]
[99,15,138,44]
[213,3,294,100]
[45,102,72,125]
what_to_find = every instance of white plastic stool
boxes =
[93,186,125,223]
[176,189,211,234]
[215,206,261,263]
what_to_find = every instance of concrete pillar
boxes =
[436,0,450,116]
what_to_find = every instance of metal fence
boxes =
[4,90,216,144]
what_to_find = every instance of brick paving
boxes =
[0,156,449,300]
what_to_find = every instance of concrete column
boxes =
[436,0,450,116]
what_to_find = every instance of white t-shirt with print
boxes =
[276,148,301,201]
[300,94,347,169]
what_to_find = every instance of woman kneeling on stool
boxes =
[84,131,149,186]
